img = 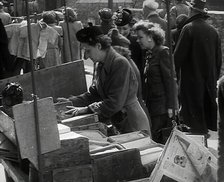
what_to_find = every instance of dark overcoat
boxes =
[174,13,222,133]
[0,19,12,79]
[70,48,150,133]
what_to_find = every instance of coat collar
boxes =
[101,47,118,74]
[147,11,159,19]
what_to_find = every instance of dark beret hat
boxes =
[114,8,133,26]
[76,26,104,44]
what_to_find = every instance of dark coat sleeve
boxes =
[216,34,222,79]
[69,85,101,107]
[159,48,178,109]
[174,25,191,81]
[99,58,132,118]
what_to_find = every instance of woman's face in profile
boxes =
[82,43,101,63]
[136,30,155,50]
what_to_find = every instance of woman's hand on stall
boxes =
[65,106,89,116]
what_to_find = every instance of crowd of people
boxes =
[0,0,222,144]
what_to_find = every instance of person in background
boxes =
[0,18,13,79]
[58,26,151,135]
[114,8,145,86]
[174,0,222,136]
[42,11,63,68]
[142,0,167,34]
[171,14,188,51]
[98,8,116,35]
[0,2,11,25]
[158,0,167,19]
[169,0,190,29]
[134,21,178,143]
[59,7,83,63]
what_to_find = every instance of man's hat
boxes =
[76,26,104,44]
[99,8,113,22]
[113,8,133,26]
[186,0,207,13]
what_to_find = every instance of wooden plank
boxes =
[61,114,98,127]
[71,122,108,136]
[91,149,145,182]
[107,131,148,143]
[1,160,28,182]
[42,132,91,170]
[57,124,71,134]
[0,60,87,101]
[75,130,107,141]
[0,111,16,145]
[13,97,60,170]
[128,178,150,182]
[53,164,93,182]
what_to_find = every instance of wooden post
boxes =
[25,0,43,181]
[108,0,113,11]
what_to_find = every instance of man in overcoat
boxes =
[174,0,222,135]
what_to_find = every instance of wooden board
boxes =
[42,132,91,170]
[71,122,108,136]
[53,164,93,182]
[91,149,145,182]
[0,60,87,101]
[0,110,16,145]
[61,114,98,127]
[13,97,60,170]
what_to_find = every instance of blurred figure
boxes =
[171,14,188,51]
[59,7,83,62]
[98,8,116,34]
[174,0,222,135]
[42,11,63,68]
[169,0,190,29]
[158,0,167,19]
[0,2,11,25]
[134,21,178,143]
[142,0,167,45]
[0,18,13,79]
[114,8,145,85]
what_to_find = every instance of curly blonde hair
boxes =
[133,20,165,46]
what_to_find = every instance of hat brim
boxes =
[186,1,207,13]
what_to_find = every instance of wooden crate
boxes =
[52,165,93,182]
[0,60,87,101]
[91,148,145,182]
[42,132,91,171]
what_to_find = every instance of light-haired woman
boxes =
[134,21,178,143]
[59,7,83,62]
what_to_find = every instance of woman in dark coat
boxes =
[134,21,178,143]
[174,1,222,134]
[58,26,151,134]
